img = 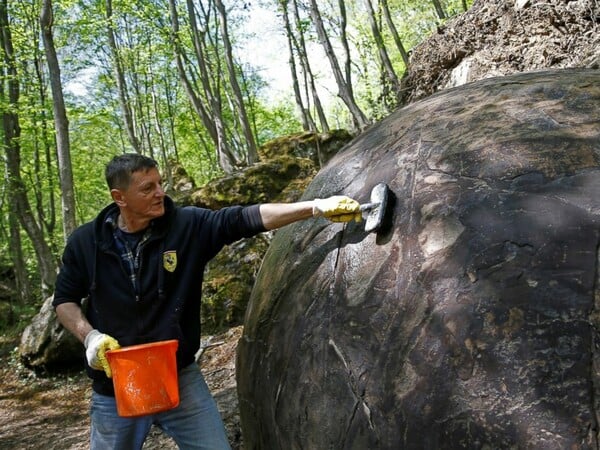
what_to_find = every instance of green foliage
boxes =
[173,104,224,187]
[252,99,303,146]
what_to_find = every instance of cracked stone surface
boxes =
[237,69,600,449]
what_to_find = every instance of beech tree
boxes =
[40,0,77,240]
[280,0,314,131]
[214,0,258,165]
[0,0,57,298]
[380,0,410,68]
[169,0,237,173]
[105,0,141,153]
[307,0,369,129]
[278,0,334,133]
[291,0,329,133]
[18,1,58,243]
[363,0,402,106]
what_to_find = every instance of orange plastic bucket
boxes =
[106,339,180,417]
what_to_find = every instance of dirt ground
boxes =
[0,326,244,450]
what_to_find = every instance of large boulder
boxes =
[19,296,82,368]
[237,69,600,449]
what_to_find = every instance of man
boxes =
[53,153,361,449]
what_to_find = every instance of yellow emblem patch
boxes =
[163,251,177,272]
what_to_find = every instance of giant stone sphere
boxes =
[237,69,600,449]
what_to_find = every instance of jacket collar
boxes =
[94,196,175,250]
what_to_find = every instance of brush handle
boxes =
[360,202,380,211]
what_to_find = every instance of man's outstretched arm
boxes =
[259,196,361,231]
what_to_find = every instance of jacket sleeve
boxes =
[52,226,93,308]
[237,204,266,235]
[214,204,266,240]
[182,204,266,261]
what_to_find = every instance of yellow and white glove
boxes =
[313,196,362,223]
[84,329,120,378]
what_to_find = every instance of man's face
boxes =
[115,167,165,221]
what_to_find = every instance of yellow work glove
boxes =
[312,196,362,223]
[84,329,121,378]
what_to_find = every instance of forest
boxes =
[0,0,470,332]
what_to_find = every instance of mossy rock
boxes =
[191,155,316,209]
[201,234,271,334]
[259,130,354,166]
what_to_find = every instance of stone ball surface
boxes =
[237,69,600,449]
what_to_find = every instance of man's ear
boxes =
[111,189,126,207]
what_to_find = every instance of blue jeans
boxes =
[90,364,231,450]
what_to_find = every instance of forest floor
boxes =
[0,326,244,450]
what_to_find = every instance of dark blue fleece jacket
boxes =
[53,196,265,395]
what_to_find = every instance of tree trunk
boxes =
[0,0,57,297]
[148,60,174,189]
[195,1,238,171]
[214,0,258,165]
[308,0,369,130]
[364,0,401,106]
[106,0,141,153]
[169,0,237,173]
[131,67,153,156]
[162,73,180,162]
[380,0,410,69]
[432,0,447,20]
[279,0,314,131]
[8,196,30,305]
[32,56,57,239]
[292,0,328,132]
[40,0,77,240]
[338,0,353,98]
